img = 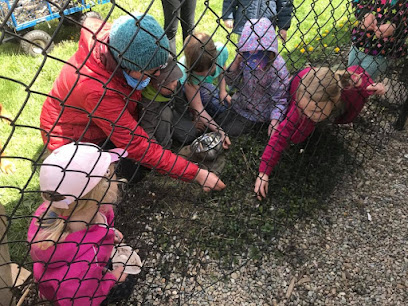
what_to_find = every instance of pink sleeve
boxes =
[350,65,374,98]
[335,66,374,124]
[359,71,374,98]
[259,101,318,175]
[259,104,298,176]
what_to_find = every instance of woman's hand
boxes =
[268,119,279,137]
[254,172,269,201]
[366,83,386,95]
[195,169,226,192]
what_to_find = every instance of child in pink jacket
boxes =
[28,142,141,305]
[254,66,386,200]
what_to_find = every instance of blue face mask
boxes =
[123,71,151,90]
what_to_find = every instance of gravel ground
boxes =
[19,122,407,306]
[125,125,407,305]
[123,75,408,305]
[19,80,407,305]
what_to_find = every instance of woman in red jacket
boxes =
[40,13,225,191]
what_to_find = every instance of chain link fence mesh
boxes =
[0,0,407,304]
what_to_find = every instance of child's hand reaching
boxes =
[195,169,226,192]
[219,130,231,149]
[254,172,269,201]
[223,135,231,149]
[366,83,386,95]
[268,119,279,137]
[113,228,124,244]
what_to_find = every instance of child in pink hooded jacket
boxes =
[254,66,386,200]
[28,142,141,305]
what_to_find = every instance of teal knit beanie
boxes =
[109,13,169,72]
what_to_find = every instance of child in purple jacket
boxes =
[28,143,142,305]
[254,66,386,200]
[218,18,290,137]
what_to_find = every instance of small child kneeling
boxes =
[178,33,232,149]
[28,142,142,305]
[254,66,386,199]
[139,55,182,149]
[139,55,206,147]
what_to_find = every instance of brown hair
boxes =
[183,33,217,74]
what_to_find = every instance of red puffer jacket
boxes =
[40,18,198,181]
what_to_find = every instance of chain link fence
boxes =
[0,0,407,304]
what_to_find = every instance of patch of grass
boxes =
[284,0,353,70]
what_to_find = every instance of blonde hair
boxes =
[296,67,341,104]
[183,33,217,74]
[35,167,120,250]
[296,67,355,120]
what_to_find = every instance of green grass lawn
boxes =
[0,0,352,262]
